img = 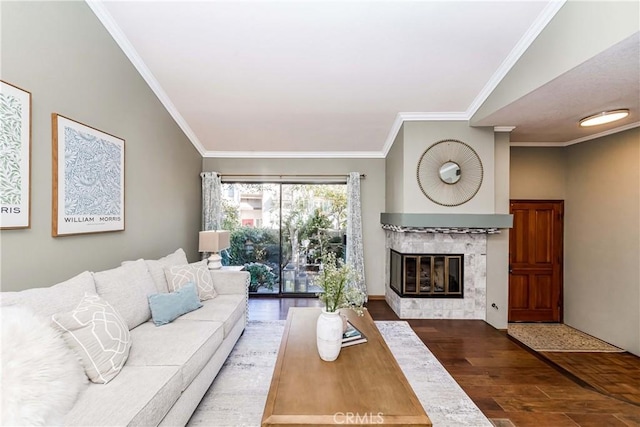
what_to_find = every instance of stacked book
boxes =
[342,321,368,347]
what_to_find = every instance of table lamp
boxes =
[199,230,231,270]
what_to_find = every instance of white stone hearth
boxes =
[385,230,487,319]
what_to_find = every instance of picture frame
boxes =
[52,114,125,236]
[0,80,31,229]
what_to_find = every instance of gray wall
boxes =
[202,158,387,296]
[509,128,640,355]
[399,122,495,213]
[565,128,639,355]
[510,147,566,199]
[385,126,404,212]
[486,132,510,329]
[0,1,202,291]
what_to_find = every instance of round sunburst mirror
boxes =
[416,139,483,207]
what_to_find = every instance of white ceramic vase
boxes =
[316,309,343,362]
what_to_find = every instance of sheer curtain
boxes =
[346,172,366,300]
[201,171,222,231]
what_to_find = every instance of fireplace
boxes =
[384,230,487,319]
[381,213,512,320]
[390,250,463,298]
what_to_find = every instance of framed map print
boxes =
[52,114,125,236]
[0,81,31,229]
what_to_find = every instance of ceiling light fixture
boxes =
[579,109,629,127]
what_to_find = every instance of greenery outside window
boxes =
[220,183,347,295]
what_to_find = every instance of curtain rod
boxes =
[217,173,365,179]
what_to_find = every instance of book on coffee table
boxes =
[342,321,367,347]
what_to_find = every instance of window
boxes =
[220,183,347,296]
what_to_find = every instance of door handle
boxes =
[509,265,513,274]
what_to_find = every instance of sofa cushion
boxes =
[177,294,245,338]
[64,366,182,427]
[148,282,202,326]
[94,259,157,330]
[165,260,217,301]
[52,294,131,384]
[123,248,188,294]
[0,271,96,318]
[127,320,224,391]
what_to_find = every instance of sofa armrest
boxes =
[209,270,250,295]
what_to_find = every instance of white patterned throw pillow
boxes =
[164,260,217,301]
[52,293,131,384]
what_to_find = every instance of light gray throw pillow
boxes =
[52,293,131,384]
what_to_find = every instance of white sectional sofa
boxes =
[0,249,249,426]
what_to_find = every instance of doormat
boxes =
[508,323,625,352]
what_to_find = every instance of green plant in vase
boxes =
[316,252,365,316]
[315,252,365,361]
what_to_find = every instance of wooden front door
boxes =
[509,200,563,322]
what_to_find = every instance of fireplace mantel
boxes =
[381,213,512,234]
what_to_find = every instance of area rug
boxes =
[188,320,492,427]
[508,323,624,352]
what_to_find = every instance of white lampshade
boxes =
[199,230,231,253]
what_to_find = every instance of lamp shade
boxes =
[199,230,231,253]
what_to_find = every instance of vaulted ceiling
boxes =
[89,1,639,157]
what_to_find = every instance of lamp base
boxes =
[207,253,222,270]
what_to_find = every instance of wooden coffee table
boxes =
[261,307,431,426]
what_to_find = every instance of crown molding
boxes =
[509,141,565,147]
[381,112,469,157]
[380,114,405,159]
[494,126,516,133]
[511,121,640,147]
[563,121,640,146]
[203,150,385,159]
[466,0,566,118]
[86,0,207,156]
[399,112,469,121]
[200,110,475,158]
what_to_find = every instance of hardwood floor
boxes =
[248,297,640,427]
[539,352,640,407]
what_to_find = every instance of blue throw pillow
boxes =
[148,282,203,326]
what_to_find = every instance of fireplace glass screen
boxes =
[390,250,463,298]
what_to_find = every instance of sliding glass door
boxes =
[221,182,346,296]
[280,184,346,294]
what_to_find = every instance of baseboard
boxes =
[367,295,386,301]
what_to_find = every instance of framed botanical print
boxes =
[0,81,31,229]
[52,114,125,236]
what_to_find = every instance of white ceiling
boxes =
[89,1,639,157]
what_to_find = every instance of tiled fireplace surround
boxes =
[385,230,488,319]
